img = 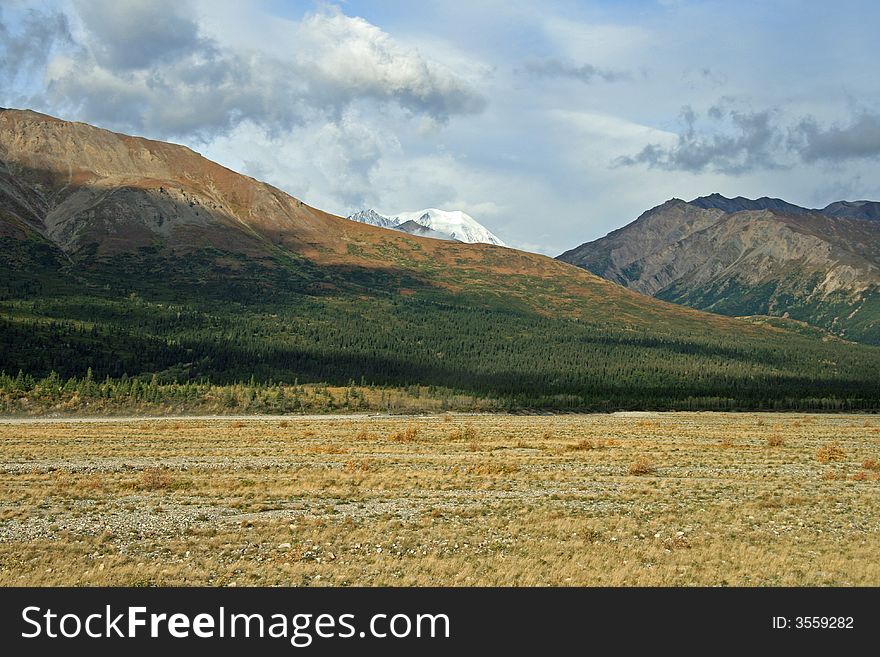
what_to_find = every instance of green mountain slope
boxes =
[3,109,880,410]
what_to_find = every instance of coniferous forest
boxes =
[3,236,880,415]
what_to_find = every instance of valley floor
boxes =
[0,412,878,586]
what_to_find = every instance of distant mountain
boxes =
[5,110,880,410]
[348,208,505,245]
[689,193,810,216]
[821,200,880,221]
[559,194,880,343]
[692,193,880,221]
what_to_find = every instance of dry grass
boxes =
[140,467,174,491]
[0,412,878,586]
[628,457,656,475]
[449,424,478,442]
[817,441,847,463]
[389,425,420,443]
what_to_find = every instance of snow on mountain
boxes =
[347,209,398,229]
[394,220,458,241]
[347,208,506,246]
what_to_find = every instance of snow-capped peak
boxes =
[347,209,397,229]
[347,208,506,246]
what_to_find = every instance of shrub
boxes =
[817,442,846,463]
[567,439,597,451]
[307,445,347,454]
[390,425,420,442]
[141,467,174,491]
[861,458,880,471]
[766,435,785,447]
[344,459,374,473]
[449,424,478,442]
[629,457,656,476]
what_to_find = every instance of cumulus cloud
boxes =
[208,107,403,212]
[617,98,880,174]
[522,57,628,84]
[293,11,486,120]
[616,103,786,174]
[17,2,484,141]
[794,113,880,162]
[0,1,488,221]
[73,0,204,72]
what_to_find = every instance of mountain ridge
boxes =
[3,108,880,409]
[690,192,880,221]
[559,194,880,343]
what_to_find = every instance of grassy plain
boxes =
[0,413,878,586]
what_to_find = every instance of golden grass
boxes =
[140,467,175,491]
[628,456,656,475]
[0,412,878,586]
[817,441,847,463]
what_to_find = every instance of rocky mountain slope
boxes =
[559,195,880,343]
[3,109,880,409]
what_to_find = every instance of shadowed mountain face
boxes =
[690,193,880,221]
[559,195,880,343]
[3,109,880,409]
[689,193,811,216]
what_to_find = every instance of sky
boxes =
[2,0,880,255]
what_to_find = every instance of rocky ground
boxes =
[0,413,878,586]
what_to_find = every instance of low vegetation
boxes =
[4,235,880,413]
[0,412,877,586]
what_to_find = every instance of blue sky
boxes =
[3,0,880,253]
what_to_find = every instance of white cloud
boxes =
[5,0,880,255]
[41,2,485,140]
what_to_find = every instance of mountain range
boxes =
[559,194,880,344]
[348,208,506,245]
[2,108,879,409]
[689,193,880,220]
